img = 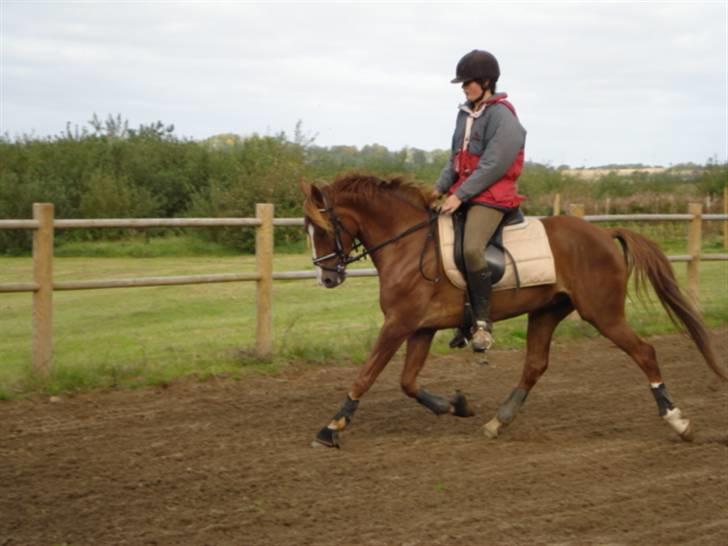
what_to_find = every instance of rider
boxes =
[435,49,527,352]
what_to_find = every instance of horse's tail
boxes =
[610,228,726,381]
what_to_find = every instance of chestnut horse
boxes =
[301,174,725,448]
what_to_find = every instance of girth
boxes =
[453,207,524,284]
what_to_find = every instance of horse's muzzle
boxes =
[321,271,345,288]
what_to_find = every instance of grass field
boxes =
[1,233,726,398]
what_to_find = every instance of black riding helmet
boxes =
[451,50,500,85]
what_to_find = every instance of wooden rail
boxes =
[1,201,726,378]
[567,203,728,308]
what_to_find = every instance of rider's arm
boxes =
[434,155,458,195]
[454,105,525,202]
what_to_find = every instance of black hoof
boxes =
[314,426,341,448]
[450,390,475,417]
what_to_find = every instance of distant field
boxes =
[0,240,726,398]
[561,167,700,180]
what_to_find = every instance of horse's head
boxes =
[300,180,359,289]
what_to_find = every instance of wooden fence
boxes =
[1,201,727,379]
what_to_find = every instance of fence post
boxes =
[687,202,702,306]
[567,204,585,320]
[723,185,727,249]
[255,203,274,358]
[568,203,585,219]
[32,203,54,378]
[552,193,561,216]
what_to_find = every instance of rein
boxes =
[313,194,441,283]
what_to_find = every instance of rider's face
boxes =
[462,80,486,103]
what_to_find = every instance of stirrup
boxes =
[471,322,493,353]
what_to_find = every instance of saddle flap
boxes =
[451,208,527,285]
[437,213,555,292]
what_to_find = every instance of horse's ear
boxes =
[299,180,324,206]
[299,179,312,199]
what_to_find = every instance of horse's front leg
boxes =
[313,319,411,448]
[400,328,475,418]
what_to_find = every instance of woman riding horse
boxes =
[302,175,725,448]
[435,49,527,353]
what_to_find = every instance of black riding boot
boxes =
[448,301,471,349]
[466,267,494,352]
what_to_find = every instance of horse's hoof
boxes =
[663,408,693,442]
[679,421,694,442]
[450,390,475,417]
[313,426,341,448]
[483,417,502,439]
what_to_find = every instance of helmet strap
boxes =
[473,81,491,108]
[473,88,486,104]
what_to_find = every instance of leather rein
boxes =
[312,194,441,283]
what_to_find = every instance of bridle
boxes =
[311,193,441,282]
[310,193,362,275]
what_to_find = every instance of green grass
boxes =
[38,233,309,258]
[0,253,381,397]
[0,239,726,398]
[54,235,241,258]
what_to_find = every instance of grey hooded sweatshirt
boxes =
[435,93,526,202]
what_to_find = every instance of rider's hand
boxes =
[430,190,445,212]
[439,194,462,215]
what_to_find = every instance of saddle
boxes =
[452,207,525,285]
[437,210,556,292]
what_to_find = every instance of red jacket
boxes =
[436,93,526,209]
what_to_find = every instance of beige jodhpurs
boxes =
[462,205,504,272]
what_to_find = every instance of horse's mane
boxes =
[304,173,437,232]
[328,173,436,207]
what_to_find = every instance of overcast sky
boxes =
[1,1,726,167]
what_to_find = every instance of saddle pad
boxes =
[437,214,556,291]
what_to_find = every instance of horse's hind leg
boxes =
[588,316,693,441]
[484,301,572,439]
[400,328,474,418]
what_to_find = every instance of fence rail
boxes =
[1,201,727,378]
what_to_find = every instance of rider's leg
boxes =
[448,300,471,349]
[462,205,504,352]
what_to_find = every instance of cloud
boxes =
[1,1,725,166]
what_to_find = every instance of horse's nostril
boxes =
[323,277,334,287]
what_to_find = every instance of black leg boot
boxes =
[466,267,494,353]
[448,300,472,349]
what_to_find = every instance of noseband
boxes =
[311,193,441,282]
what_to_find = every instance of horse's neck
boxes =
[351,194,429,271]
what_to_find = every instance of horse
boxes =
[300,174,725,448]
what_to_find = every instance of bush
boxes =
[1,115,725,254]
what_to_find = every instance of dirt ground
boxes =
[1,328,727,546]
